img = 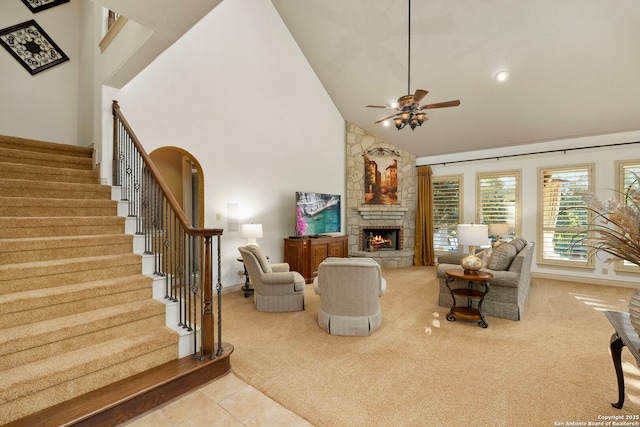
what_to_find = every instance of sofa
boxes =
[436,238,534,321]
[313,257,386,336]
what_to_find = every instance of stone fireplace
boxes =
[345,123,416,267]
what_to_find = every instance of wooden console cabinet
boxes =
[284,235,348,283]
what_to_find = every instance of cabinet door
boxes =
[284,239,305,275]
[328,239,346,258]
[310,243,328,275]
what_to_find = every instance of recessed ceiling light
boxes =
[495,71,510,82]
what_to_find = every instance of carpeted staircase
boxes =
[0,135,180,424]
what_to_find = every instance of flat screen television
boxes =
[294,191,341,237]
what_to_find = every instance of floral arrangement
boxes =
[580,185,640,266]
[296,206,308,236]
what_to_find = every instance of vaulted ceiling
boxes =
[271,0,640,157]
[101,0,640,158]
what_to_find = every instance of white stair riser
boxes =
[115,185,200,360]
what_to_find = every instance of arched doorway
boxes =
[149,147,204,228]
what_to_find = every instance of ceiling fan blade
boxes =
[420,100,461,110]
[374,113,400,124]
[366,105,395,109]
[412,89,428,104]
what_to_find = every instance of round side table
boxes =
[445,268,493,328]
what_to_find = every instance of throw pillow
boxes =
[479,247,493,266]
[487,242,517,270]
[246,245,271,273]
[510,237,527,252]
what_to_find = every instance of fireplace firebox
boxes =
[361,226,402,251]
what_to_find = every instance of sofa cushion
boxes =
[510,237,527,252]
[487,242,517,270]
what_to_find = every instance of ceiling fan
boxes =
[366,0,460,130]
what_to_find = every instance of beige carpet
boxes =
[222,266,640,427]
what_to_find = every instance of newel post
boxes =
[201,235,213,358]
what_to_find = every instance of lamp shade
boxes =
[457,224,488,273]
[457,224,488,247]
[241,223,263,239]
[489,223,510,236]
[241,223,263,246]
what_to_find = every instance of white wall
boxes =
[115,0,346,288]
[417,130,640,287]
[0,0,81,145]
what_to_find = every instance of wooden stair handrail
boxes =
[112,100,222,238]
[112,100,223,358]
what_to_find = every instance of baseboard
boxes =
[532,272,638,289]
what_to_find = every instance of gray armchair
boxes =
[238,245,305,312]
[313,257,386,336]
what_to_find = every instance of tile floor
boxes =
[121,373,313,427]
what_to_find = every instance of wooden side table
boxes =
[604,310,640,409]
[237,255,269,298]
[445,268,493,328]
[236,257,253,298]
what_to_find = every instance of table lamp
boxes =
[489,223,510,247]
[241,223,263,246]
[457,223,488,274]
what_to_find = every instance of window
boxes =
[615,160,640,273]
[477,171,520,241]
[432,175,462,252]
[538,164,594,267]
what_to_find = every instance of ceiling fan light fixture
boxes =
[366,0,460,130]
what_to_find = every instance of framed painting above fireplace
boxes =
[364,154,399,205]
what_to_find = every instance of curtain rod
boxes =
[420,140,640,167]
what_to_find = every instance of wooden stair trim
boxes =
[4,343,234,427]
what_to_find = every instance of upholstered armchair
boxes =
[313,257,386,336]
[238,245,305,312]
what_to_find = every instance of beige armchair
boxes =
[238,245,305,312]
[313,257,386,336]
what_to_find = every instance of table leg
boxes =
[477,282,490,328]
[610,332,626,409]
[445,276,457,322]
[243,265,252,298]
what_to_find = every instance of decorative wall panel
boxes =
[21,0,69,13]
[0,20,69,75]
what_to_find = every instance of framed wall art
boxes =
[363,147,400,205]
[0,20,69,75]
[21,0,70,13]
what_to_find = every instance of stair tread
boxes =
[0,252,141,270]
[0,146,93,170]
[0,160,96,173]
[0,275,152,313]
[1,327,178,403]
[0,135,93,158]
[0,177,110,192]
[0,196,116,206]
[0,216,125,227]
[0,299,167,355]
[0,233,132,249]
